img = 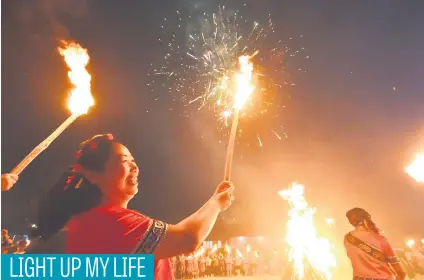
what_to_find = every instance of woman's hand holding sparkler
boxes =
[1,173,19,191]
[213,181,235,211]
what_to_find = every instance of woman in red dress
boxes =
[31,134,234,280]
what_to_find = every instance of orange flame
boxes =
[405,154,424,183]
[279,183,336,279]
[58,41,94,115]
[233,51,258,109]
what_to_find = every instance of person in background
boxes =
[205,254,212,277]
[344,207,406,280]
[199,254,206,278]
[170,256,177,277]
[234,252,242,276]
[251,251,258,276]
[219,252,225,276]
[193,254,199,279]
[186,254,194,279]
[242,253,250,276]
[225,252,233,276]
[176,255,185,279]
[1,173,19,191]
[212,253,219,276]
[30,134,235,280]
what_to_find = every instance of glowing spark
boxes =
[222,110,232,118]
[272,130,282,140]
[405,154,424,183]
[222,110,232,126]
[58,41,94,115]
[257,135,263,147]
[186,52,198,60]
[279,183,336,279]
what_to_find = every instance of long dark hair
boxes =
[346,207,382,235]
[31,134,116,241]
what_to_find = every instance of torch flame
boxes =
[58,41,94,115]
[405,154,424,183]
[406,239,415,248]
[279,183,336,279]
[233,51,258,109]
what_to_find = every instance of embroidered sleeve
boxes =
[133,219,168,254]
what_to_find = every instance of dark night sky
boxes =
[1,0,424,242]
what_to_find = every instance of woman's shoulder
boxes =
[71,205,148,228]
[88,205,147,219]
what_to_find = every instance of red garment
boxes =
[344,228,398,279]
[66,205,173,280]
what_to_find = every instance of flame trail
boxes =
[279,183,336,279]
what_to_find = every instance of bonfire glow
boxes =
[279,183,336,279]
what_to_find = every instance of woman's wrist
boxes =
[208,194,223,212]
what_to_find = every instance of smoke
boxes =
[11,0,91,48]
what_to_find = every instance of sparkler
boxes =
[279,183,336,279]
[224,53,256,180]
[405,154,424,183]
[11,42,94,176]
[150,5,305,146]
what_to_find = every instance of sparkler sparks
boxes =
[150,5,305,146]
[279,183,336,279]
